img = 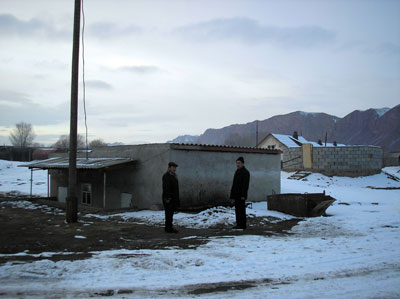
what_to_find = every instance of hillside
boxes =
[171,105,400,153]
[330,105,400,153]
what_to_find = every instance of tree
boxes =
[9,122,35,148]
[53,134,85,150]
[89,139,107,148]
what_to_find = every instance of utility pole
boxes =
[66,0,81,223]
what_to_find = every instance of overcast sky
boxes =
[0,0,399,146]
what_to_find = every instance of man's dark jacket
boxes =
[230,167,250,200]
[162,171,180,207]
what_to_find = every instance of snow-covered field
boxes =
[0,160,399,298]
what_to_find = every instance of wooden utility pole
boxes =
[66,0,81,223]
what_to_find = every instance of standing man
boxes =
[162,162,180,233]
[230,156,250,229]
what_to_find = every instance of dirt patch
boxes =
[0,198,300,264]
[85,277,293,297]
[365,186,400,190]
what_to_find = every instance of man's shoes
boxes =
[165,228,179,233]
[232,225,246,230]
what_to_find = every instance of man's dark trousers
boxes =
[164,202,174,231]
[235,199,246,228]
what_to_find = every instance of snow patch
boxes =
[374,107,390,117]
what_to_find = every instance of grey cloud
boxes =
[85,80,113,90]
[99,113,182,128]
[175,17,335,48]
[34,60,69,70]
[0,14,70,40]
[87,22,142,39]
[336,41,400,56]
[376,42,400,56]
[0,90,32,106]
[335,40,365,52]
[0,90,68,126]
[118,65,162,74]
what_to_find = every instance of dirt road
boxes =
[0,198,300,264]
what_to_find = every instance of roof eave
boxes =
[171,143,282,154]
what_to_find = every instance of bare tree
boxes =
[53,134,85,150]
[89,139,107,148]
[9,122,36,148]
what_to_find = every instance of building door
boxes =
[58,187,67,203]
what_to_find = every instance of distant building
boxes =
[258,132,382,176]
[0,146,35,162]
[257,132,342,151]
[32,148,65,160]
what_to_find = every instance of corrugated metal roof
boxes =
[170,143,281,154]
[23,157,136,170]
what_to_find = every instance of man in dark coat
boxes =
[162,162,180,233]
[230,156,250,229]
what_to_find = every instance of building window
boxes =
[82,183,92,205]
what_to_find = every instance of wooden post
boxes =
[30,169,33,198]
[47,170,50,198]
[103,172,106,209]
[66,0,81,223]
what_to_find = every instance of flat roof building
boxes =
[25,143,281,211]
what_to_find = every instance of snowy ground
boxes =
[0,160,399,298]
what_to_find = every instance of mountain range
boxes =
[170,104,400,153]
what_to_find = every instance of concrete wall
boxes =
[383,152,400,167]
[313,146,383,176]
[282,145,383,176]
[49,169,66,199]
[170,148,281,208]
[282,148,303,170]
[104,166,136,209]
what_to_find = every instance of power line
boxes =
[81,0,89,159]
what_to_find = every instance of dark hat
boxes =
[168,162,178,167]
[236,156,244,163]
